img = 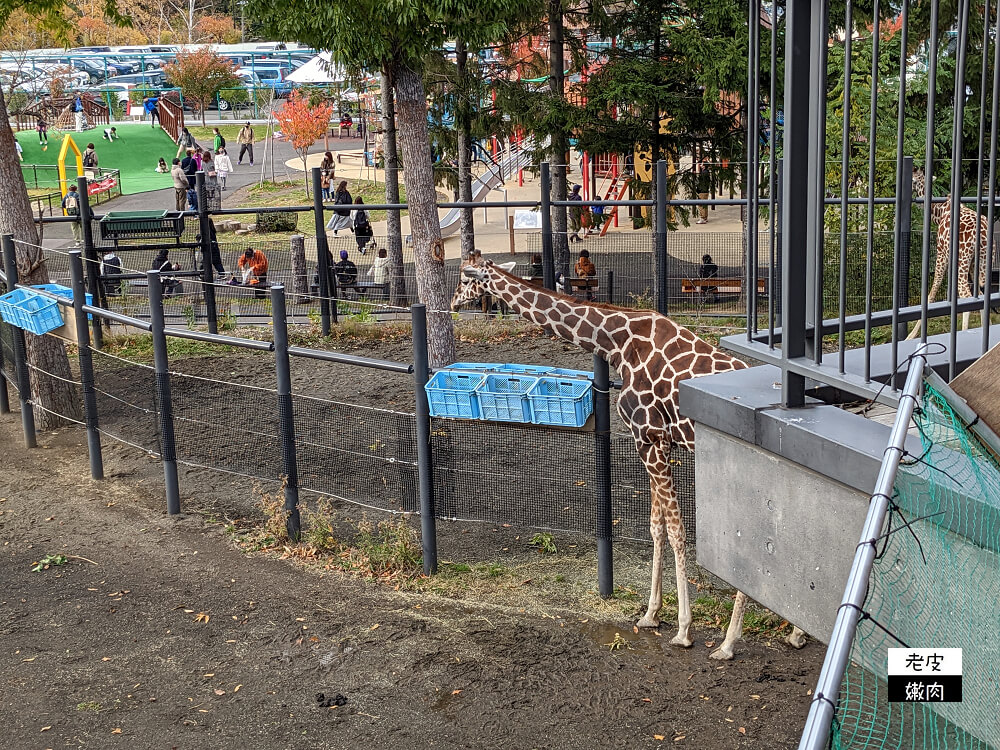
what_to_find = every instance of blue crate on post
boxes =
[529,377,594,428]
[0,287,64,335]
[495,363,553,376]
[31,284,94,320]
[476,374,536,423]
[425,370,485,419]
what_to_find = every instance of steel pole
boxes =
[412,304,438,574]
[541,162,555,290]
[312,167,332,334]
[655,160,668,316]
[196,171,218,334]
[147,270,181,514]
[271,285,301,541]
[70,251,103,480]
[77,176,103,349]
[2,235,36,448]
[593,354,613,597]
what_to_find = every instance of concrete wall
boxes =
[694,425,870,643]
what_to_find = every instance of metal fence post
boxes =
[540,162,556,290]
[411,303,438,574]
[70,250,103,480]
[147,270,181,515]
[2,235,36,448]
[196,171,218,334]
[270,285,301,541]
[0,323,9,414]
[77,176,103,349]
[312,167,332,335]
[655,160,668,315]
[606,269,615,306]
[893,156,914,349]
[593,354,613,598]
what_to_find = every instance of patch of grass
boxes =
[76,701,102,712]
[32,554,68,572]
[186,125,265,147]
[300,498,337,552]
[343,516,422,577]
[529,532,557,554]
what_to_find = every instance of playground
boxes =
[16,123,177,195]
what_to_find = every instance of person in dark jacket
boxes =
[333,250,359,289]
[353,197,373,254]
[195,220,226,278]
[326,181,353,233]
[698,253,719,302]
[151,250,182,296]
[181,147,198,189]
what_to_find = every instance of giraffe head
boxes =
[450,258,516,310]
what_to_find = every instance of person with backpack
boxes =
[82,143,98,171]
[62,185,82,246]
[213,127,225,153]
[353,196,373,255]
[326,180,353,234]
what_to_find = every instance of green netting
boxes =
[831,382,1000,749]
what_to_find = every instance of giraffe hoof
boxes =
[786,630,808,650]
[709,645,735,661]
[636,615,660,629]
[670,634,693,648]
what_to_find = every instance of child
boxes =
[37,117,48,149]
[102,126,117,142]
[155,157,168,173]
[186,187,199,212]
[214,148,233,191]
[194,148,203,171]
[320,170,331,201]
[16,140,23,162]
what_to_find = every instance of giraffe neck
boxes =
[484,269,629,365]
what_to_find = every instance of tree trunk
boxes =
[0,87,81,429]
[289,234,309,302]
[382,68,406,306]
[549,0,570,278]
[456,40,475,260]
[301,149,310,197]
[393,63,456,367]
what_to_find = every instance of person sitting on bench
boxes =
[367,247,390,294]
[100,251,123,297]
[233,246,269,297]
[574,249,597,300]
[151,250,182,297]
[333,250,358,291]
[698,253,719,302]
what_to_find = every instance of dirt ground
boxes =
[0,324,823,749]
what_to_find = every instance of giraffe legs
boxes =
[710,591,747,660]
[636,443,693,647]
[787,626,808,649]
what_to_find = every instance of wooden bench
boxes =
[681,277,767,298]
[564,277,599,298]
[312,280,388,299]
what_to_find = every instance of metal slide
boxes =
[436,146,533,237]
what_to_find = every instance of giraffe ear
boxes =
[499,262,517,273]
[462,265,486,280]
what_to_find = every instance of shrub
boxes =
[255,211,299,233]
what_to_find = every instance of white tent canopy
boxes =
[286,52,346,84]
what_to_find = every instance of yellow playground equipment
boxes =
[57,134,84,202]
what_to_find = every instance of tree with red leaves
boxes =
[275,90,334,196]
[163,49,241,127]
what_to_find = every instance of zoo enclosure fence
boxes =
[0,235,693,596]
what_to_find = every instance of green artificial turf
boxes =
[16,123,178,196]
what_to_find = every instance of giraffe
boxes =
[451,259,807,659]
[906,170,991,339]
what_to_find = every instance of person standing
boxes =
[326,180,353,234]
[237,122,254,166]
[176,127,195,160]
[181,148,197,189]
[568,184,583,242]
[15,140,23,161]
[73,94,84,132]
[82,142,98,172]
[171,158,188,211]
[213,127,225,154]
[36,117,48,149]
[202,151,221,211]
[353,197,373,254]
[215,147,233,191]
[62,185,82,246]
[144,95,159,127]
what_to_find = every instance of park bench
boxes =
[681,277,767,300]
[310,279,388,299]
[564,276,599,299]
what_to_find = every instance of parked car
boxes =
[105,56,141,73]
[239,65,293,96]
[68,57,108,83]
[83,81,132,104]
[217,71,262,111]
[109,70,166,88]
[147,45,179,55]
[114,47,169,70]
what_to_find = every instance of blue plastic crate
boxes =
[547,368,593,380]
[494,363,553,376]
[529,377,594,428]
[445,362,497,373]
[31,284,93,320]
[476,374,536,423]
[425,370,485,419]
[0,287,64,335]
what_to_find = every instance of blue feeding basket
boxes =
[494,363,553,376]
[425,370,485,419]
[0,287,65,335]
[31,284,94,319]
[476,374,536,423]
[547,367,593,380]
[445,362,497,373]
[529,377,594,428]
